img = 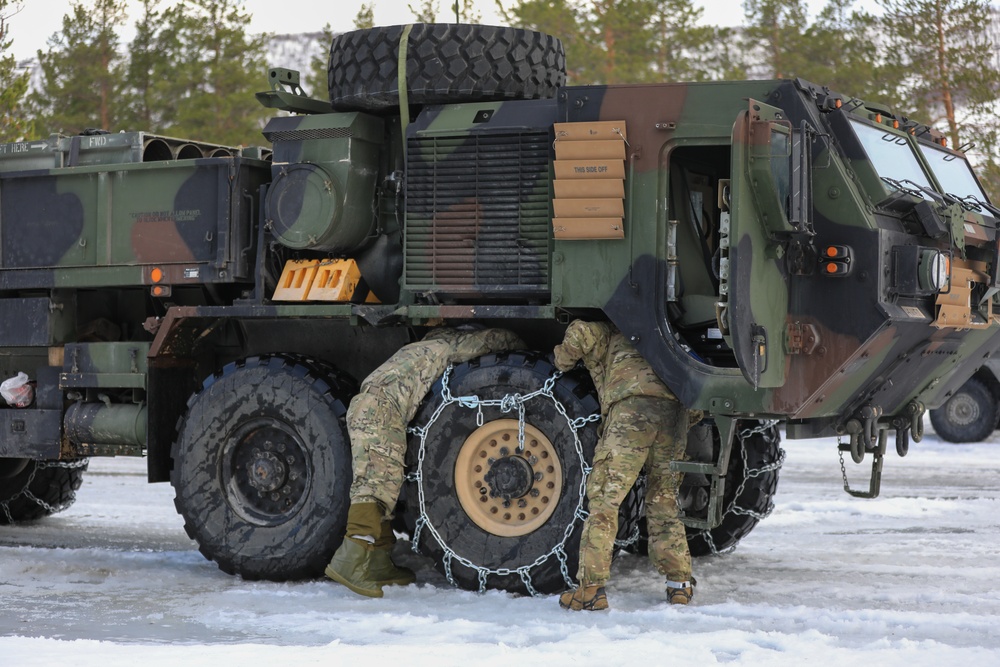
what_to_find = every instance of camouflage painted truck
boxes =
[1,24,998,595]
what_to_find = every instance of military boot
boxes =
[325,537,383,598]
[558,585,609,611]
[665,577,696,605]
[369,517,416,587]
[324,502,385,598]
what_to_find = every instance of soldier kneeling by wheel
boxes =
[325,326,524,597]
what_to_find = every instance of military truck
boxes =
[1,24,997,595]
[929,357,1000,442]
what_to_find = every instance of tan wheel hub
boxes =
[454,419,562,537]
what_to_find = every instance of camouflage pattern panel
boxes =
[59,342,150,390]
[262,112,383,254]
[562,78,1000,439]
[553,81,780,415]
[725,99,790,389]
[402,100,557,302]
[552,81,775,312]
[0,146,269,290]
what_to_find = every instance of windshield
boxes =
[918,143,991,204]
[849,119,933,198]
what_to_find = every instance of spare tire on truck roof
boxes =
[328,23,566,111]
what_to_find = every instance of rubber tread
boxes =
[401,351,599,595]
[929,377,998,443]
[0,459,88,524]
[328,24,566,111]
[171,354,353,581]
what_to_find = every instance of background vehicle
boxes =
[0,23,997,594]
[929,358,1000,442]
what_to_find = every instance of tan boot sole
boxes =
[325,565,384,598]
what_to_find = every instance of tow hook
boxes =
[890,401,925,457]
[842,404,882,464]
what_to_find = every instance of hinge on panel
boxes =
[786,321,820,355]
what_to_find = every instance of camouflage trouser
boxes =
[577,395,692,586]
[346,388,407,512]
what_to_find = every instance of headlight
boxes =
[918,249,951,293]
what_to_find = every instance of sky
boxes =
[1,428,999,664]
[3,0,824,64]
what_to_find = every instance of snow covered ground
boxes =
[2,425,999,665]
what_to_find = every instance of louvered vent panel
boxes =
[404,132,551,298]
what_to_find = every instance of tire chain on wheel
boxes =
[400,351,599,596]
[328,23,566,111]
[618,420,783,558]
[0,458,88,524]
[171,354,354,581]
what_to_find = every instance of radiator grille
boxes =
[404,132,551,298]
[263,127,353,142]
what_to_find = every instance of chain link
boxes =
[0,459,87,523]
[613,523,641,549]
[408,365,599,596]
[688,420,785,556]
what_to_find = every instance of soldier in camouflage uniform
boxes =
[554,320,695,610]
[326,326,525,598]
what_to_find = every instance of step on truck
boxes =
[0,24,997,594]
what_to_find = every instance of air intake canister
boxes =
[263,112,384,253]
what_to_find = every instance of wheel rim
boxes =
[221,418,311,526]
[454,419,562,537]
[945,392,980,426]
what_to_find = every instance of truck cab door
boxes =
[723,99,800,389]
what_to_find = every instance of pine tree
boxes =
[306,24,336,103]
[355,2,375,28]
[452,0,482,23]
[741,0,810,79]
[498,0,587,82]
[790,1,886,99]
[578,0,660,84]
[409,0,438,22]
[121,0,163,130]
[878,0,1000,152]
[649,0,740,82]
[135,0,270,147]
[0,0,32,141]
[30,0,128,136]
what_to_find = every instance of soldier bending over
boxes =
[326,325,524,597]
[554,320,695,610]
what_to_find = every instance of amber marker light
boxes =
[875,113,882,124]
[835,99,842,108]
[151,267,163,283]
[826,246,838,257]
[826,262,838,273]
[893,120,899,129]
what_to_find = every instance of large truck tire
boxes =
[0,458,88,524]
[401,352,599,596]
[685,420,782,556]
[929,377,999,443]
[328,23,566,111]
[171,355,354,581]
[620,420,782,557]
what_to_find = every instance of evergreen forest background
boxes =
[2,0,998,196]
